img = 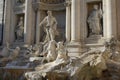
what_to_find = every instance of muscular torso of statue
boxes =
[39,11,58,43]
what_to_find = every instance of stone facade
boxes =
[1,0,120,80]
[2,0,120,56]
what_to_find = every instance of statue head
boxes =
[47,11,52,16]
[93,5,98,10]
[20,17,23,20]
[57,42,64,49]
[16,47,20,51]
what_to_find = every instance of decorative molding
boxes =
[14,4,25,14]
[86,0,102,3]
[32,2,66,11]
[39,0,65,4]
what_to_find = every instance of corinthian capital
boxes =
[64,0,71,7]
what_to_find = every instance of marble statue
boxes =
[0,42,10,57]
[55,42,69,62]
[25,41,70,80]
[0,46,20,63]
[8,47,20,60]
[25,46,108,80]
[45,40,57,62]
[29,44,41,57]
[39,11,58,43]
[24,37,120,80]
[87,5,103,35]
[41,41,69,64]
[15,17,24,41]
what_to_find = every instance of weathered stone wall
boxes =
[0,0,3,43]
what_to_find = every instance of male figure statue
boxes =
[39,11,58,43]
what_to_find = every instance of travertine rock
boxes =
[46,71,69,80]
[25,46,108,80]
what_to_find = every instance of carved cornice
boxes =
[14,4,25,14]
[39,0,65,4]
[86,0,102,2]
[32,2,66,11]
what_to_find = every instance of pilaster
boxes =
[65,0,71,42]
[24,0,35,45]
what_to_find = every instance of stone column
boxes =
[65,0,71,42]
[103,0,117,39]
[24,0,35,45]
[3,0,12,44]
[36,10,41,44]
[67,0,84,57]
[10,1,17,43]
[71,0,81,42]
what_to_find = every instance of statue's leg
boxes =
[44,29,50,43]
[49,29,55,40]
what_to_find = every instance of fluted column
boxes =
[103,0,117,39]
[71,0,81,42]
[67,0,84,57]
[65,0,71,42]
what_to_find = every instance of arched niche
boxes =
[33,0,66,43]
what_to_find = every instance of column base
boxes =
[67,42,87,57]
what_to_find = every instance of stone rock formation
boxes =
[24,37,120,80]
